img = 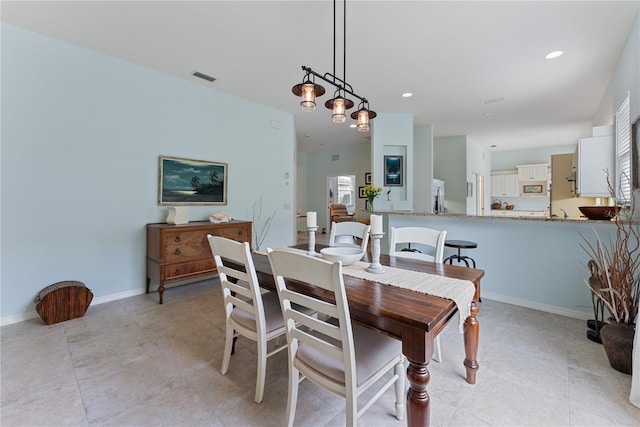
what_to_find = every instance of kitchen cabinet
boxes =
[491,173,519,197]
[489,210,547,218]
[575,135,614,197]
[517,164,548,181]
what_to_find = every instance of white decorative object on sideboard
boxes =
[166,206,189,225]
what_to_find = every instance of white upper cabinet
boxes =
[491,173,519,197]
[517,164,548,181]
[575,136,614,197]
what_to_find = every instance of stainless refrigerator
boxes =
[433,179,445,214]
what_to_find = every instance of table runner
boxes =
[258,248,475,331]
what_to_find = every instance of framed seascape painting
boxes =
[158,156,228,205]
[384,155,403,186]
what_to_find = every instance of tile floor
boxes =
[2,243,639,426]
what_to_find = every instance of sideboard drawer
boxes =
[163,232,210,263]
[161,259,216,281]
[214,227,248,241]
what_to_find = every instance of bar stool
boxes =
[443,240,477,268]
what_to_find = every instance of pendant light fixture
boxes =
[291,71,326,112]
[351,100,377,132]
[291,0,376,129]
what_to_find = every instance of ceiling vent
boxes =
[192,71,216,82]
[331,154,340,161]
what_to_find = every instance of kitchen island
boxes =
[378,211,618,320]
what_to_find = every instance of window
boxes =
[336,175,355,207]
[328,175,355,208]
[615,92,631,203]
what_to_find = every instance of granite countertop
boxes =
[374,210,615,223]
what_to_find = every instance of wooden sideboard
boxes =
[146,220,252,304]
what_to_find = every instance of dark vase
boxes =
[600,323,635,375]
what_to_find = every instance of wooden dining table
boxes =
[250,244,484,427]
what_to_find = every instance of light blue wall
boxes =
[0,25,296,322]
[413,125,434,212]
[371,113,414,211]
[386,214,617,320]
[594,7,640,128]
[434,136,467,213]
[491,145,576,171]
[305,143,371,230]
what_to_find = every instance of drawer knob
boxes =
[175,248,181,255]
[175,268,181,275]
[238,231,243,235]
[175,235,181,242]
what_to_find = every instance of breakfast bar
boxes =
[380,211,619,320]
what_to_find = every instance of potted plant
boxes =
[363,185,382,211]
[580,176,639,374]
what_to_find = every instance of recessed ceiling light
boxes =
[483,112,493,117]
[350,124,357,128]
[402,92,413,98]
[545,50,564,59]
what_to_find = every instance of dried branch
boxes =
[252,197,277,251]
[580,173,639,325]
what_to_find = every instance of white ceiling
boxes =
[2,1,638,153]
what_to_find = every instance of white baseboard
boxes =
[482,291,592,321]
[1,288,593,327]
[1,288,147,327]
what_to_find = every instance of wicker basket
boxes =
[34,281,93,325]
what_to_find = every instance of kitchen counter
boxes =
[377,211,620,322]
[370,209,612,223]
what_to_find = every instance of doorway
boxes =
[326,174,356,232]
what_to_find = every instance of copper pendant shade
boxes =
[291,76,326,112]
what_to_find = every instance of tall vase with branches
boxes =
[579,174,639,374]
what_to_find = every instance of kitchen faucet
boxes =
[559,209,568,220]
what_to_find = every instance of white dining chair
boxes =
[328,221,371,251]
[207,235,288,404]
[266,248,405,427]
[389,226,447,263]
[389,226,447,362]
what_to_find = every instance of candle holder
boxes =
[307,226,319,256]
[366,232,385,273]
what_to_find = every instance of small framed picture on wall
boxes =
[384,155,403,186]
[365,173,372,185]
[359,186,366,198]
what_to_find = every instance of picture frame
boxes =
[384,155,403,186]
[358,186,366,198]
[365,172,372,185]
[365,199,370,210]
[523,184,543,194]
[158,155,228,205]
